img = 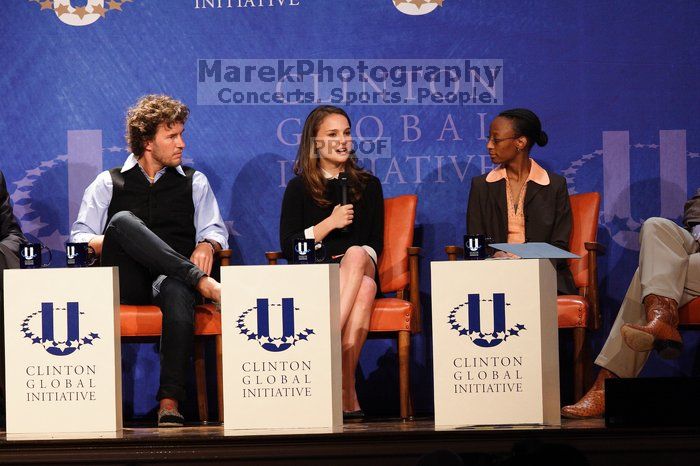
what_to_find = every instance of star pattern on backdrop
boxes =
[9,154,69,244]
[563,136,698,244]
[54,4,70,16]
[394,0,443,5]
[31,0,133,19]
[91,4,107,18]
[40,229,71,252]
[73,6,88,19]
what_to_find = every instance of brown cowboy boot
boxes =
[561,368,617,419]
[620,294,682,359]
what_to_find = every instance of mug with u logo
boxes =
[463,234,487,260]
[19,242,52,269]
[293,239,316,264]
[65,242,97,267]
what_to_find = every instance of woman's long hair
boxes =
[294,105,372,207]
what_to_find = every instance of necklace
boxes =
[506,160,531,214]
[506,176,528,214]
[512,182,527,214]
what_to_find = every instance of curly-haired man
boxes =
[71,95,228,427]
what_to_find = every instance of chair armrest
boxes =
[407,247,421,256]
[265,251,283,265]
[444,245,463,261]
[584,242,606,254]
[216,249,233,266]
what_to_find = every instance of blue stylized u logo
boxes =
[468,293,506,348]
[42,302,80,356]
[257,298,295,352]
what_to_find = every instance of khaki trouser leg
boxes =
[595,218,700,378]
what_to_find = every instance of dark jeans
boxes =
[101,211,206,402]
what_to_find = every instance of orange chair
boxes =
[446,192,604,400]
[120,250,231,423]
[266,195,421,419]
[679,298,700,328]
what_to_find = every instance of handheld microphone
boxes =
[339,173,348,205]
[339,172,349,232]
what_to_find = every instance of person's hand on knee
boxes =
[190,241,215,275]
[88,235,104,256]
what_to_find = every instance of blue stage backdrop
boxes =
[2,0,699,418]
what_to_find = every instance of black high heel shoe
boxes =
[343,410,365,420]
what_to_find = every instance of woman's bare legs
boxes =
[338,246,376,412]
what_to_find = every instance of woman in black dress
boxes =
[280,105,384,416]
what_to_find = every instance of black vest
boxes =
[106,165,196,259]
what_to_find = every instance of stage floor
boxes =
[1,418,699,465]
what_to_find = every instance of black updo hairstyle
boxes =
[497,108,548,149]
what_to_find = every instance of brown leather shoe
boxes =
[561,368,617,419]
[620,294,682,359]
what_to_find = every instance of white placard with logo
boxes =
[3,267,122,435]
[431,259,560,427]
[221,264,341,430]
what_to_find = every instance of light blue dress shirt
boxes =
[70,154,229,296]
